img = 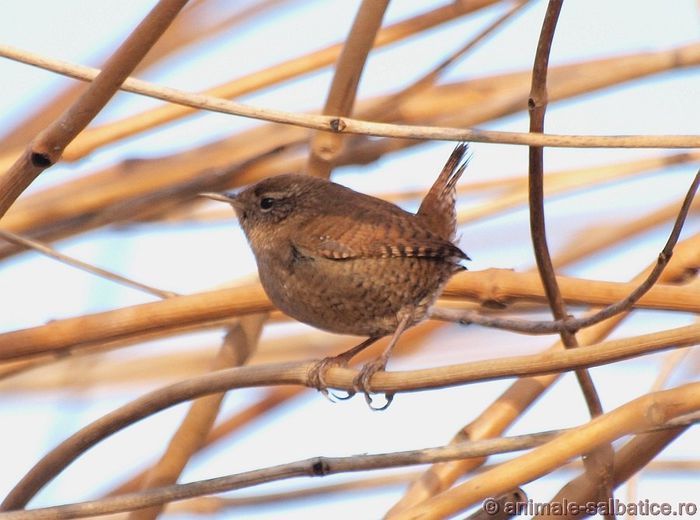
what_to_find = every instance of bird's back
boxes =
[290,176,468,264]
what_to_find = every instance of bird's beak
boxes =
[199,191,242,209]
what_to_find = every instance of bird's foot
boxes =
[353,357,394,411]
[308,354,357,402]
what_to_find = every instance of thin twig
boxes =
[433,141,699,337]
[527,0,605,417]
[164,454,700,514]
[562,168,699,329]
[526,2,614,513]
[552,182,700,269]
[365,0,532,122]
[167,471,426,514]
[0,230,178,299]
[0,434,554,519]
[527,0,586,396]
[3,44,700,150]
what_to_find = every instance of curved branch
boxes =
[3,324,700,510]
[127,315,267,520]
[433,168,700,334]
[5,385,699,519]
[526,1,613,509]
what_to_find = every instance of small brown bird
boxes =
[201,144,470,408]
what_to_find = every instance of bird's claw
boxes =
[318,385,355,403]
[330,388,356,401]
[353,358,394,411]
[363,391,394,411]
[309,352,395,410]
[308,356,355,403]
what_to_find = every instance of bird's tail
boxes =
[417,143,470,242]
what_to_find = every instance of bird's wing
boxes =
[293,215,468,262]
[417,143,469,241]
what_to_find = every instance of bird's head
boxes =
[200,174,327,242]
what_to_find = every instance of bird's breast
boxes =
[254,248,457,337]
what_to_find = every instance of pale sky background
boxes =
[0,1,699,518]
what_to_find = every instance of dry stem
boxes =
[306,0,389,177]
[0,0,190,219]
[3,324,699,511]
[3,44,700,153]
[390,384,700,520]
[4,384,698,520]
[128,315,266,520]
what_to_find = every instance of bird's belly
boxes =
[258,255,454,337]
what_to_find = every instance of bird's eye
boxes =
[260,197,275,211]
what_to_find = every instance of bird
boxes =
[201,143,470,409]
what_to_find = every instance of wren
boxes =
[201,143,470,409]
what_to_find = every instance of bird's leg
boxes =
[308,336,380,401]
[354,314,412,411]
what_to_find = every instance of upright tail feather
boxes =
[417,143,470,242]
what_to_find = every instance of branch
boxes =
[128,315,266,520]
[388,384,700,520]
[5,263,700,362]
[526,1,613,508]
[433,166,699,334]
[157,454,700,515]
[527,0,584,384]
[3,327,699,510]
[0,230,178,299]
[166,470,424,514]
[2,44,700,150]
[2,431,552,519]
[0,0,190,220]
[306,0,389,177]
[5,385,698,519]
